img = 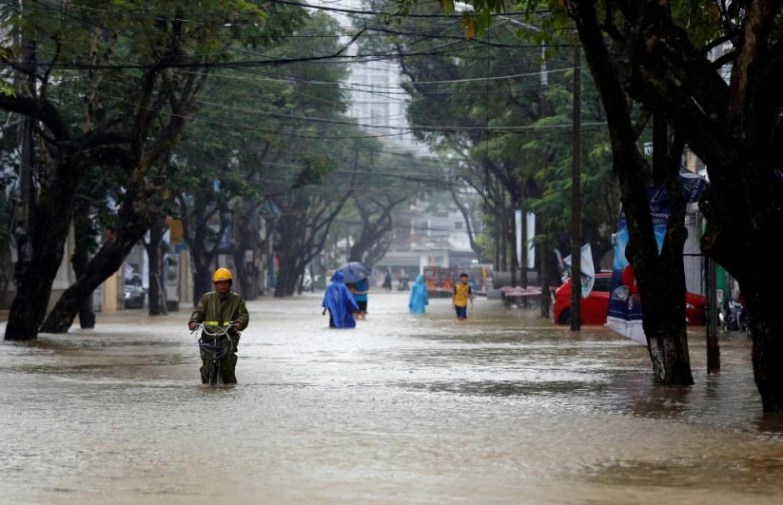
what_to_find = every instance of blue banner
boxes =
[606,187,670,345]
[606,168,708,344]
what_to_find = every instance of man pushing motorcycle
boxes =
[188,268,249,384]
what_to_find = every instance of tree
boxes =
[271,152,358,297]
[0,121,17,306]
[63,164,121,328]
[345,150,444,266]
[0,0,273,339]
[170,10,354,299]
[143,215,171,316]
[370,1,617,285]
[411,0,783,412]
[173,139,262,303]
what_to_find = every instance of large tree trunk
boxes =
[71,249,96,329]
[232,203,262,301]
[192,266,213,307]
[72,195,96,329]
[273,261,300,298]
[563,1,783,409]
[183,209,223,305]
[40,201,151,333]
[273,247,304,297]
[145,220,164,316]
[271,190,351,297]
[189,245,214,306]
[703,202,783,410]
[746,276,783,412]
[639,202,694,385]
[571,1,694,384]
[5,160,80,341]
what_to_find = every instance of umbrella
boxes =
[336,262,372,283]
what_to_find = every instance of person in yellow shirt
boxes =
[451,272,474,320]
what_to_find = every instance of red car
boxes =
[553,272,707,326]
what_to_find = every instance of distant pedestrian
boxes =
[382,269,393,291]
[322,271,359,328]
[408,274,429,314]
[452,272,474,321]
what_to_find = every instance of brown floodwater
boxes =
[2,291,782,505]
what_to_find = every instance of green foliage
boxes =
[169,7,357,273]
[292,157,339,189]
[371,0,619,258]
[1,1,270,69]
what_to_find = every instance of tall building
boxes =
[315,0,431,156]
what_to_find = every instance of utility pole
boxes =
[569,46,582,331]
[539,41,552,317]
[706,256,720,373]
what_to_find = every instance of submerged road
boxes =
[2,291,783,505]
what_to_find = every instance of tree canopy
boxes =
[394,0,783,412]
[0,0,303,338]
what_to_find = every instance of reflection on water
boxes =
[2,292,783,505]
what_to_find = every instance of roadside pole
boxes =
[706,256,720,373]
[569,46,582,331]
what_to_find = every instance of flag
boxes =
[563,244,595,298]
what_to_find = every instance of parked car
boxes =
[124,274,146,309]
[553,272,707,326]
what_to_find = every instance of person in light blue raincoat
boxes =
[408,274,429,314]
[322,271,359,328]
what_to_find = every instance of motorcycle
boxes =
[719,293,748,333]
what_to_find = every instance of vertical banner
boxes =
[563,244,595,297]
[605,169,707,345]
[527,212,536,269]
[515,211,537,269]
[606,187,670,345]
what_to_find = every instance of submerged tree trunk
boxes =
[232,202,263,301]
[746,275,783,411]
[40,197,152,333]
[188,231,220,305]
[72,194,96,329]
[638,211,694,385]
[71,249,96,329]
[571,2,694,384]
[272,188,352,297]
[273,216,308,298]
[192,266,213,305]
[273,255,301,298]
[5,159,80,340]
[145,219,165,316]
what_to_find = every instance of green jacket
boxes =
[189,291,249,330]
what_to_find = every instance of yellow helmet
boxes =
[212,267,233,283]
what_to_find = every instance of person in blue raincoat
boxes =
[408,274,429,314]
[322,271,359,328]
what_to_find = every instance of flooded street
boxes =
[2,292,783,505]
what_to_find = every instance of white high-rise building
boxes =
[313,0,431,155]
